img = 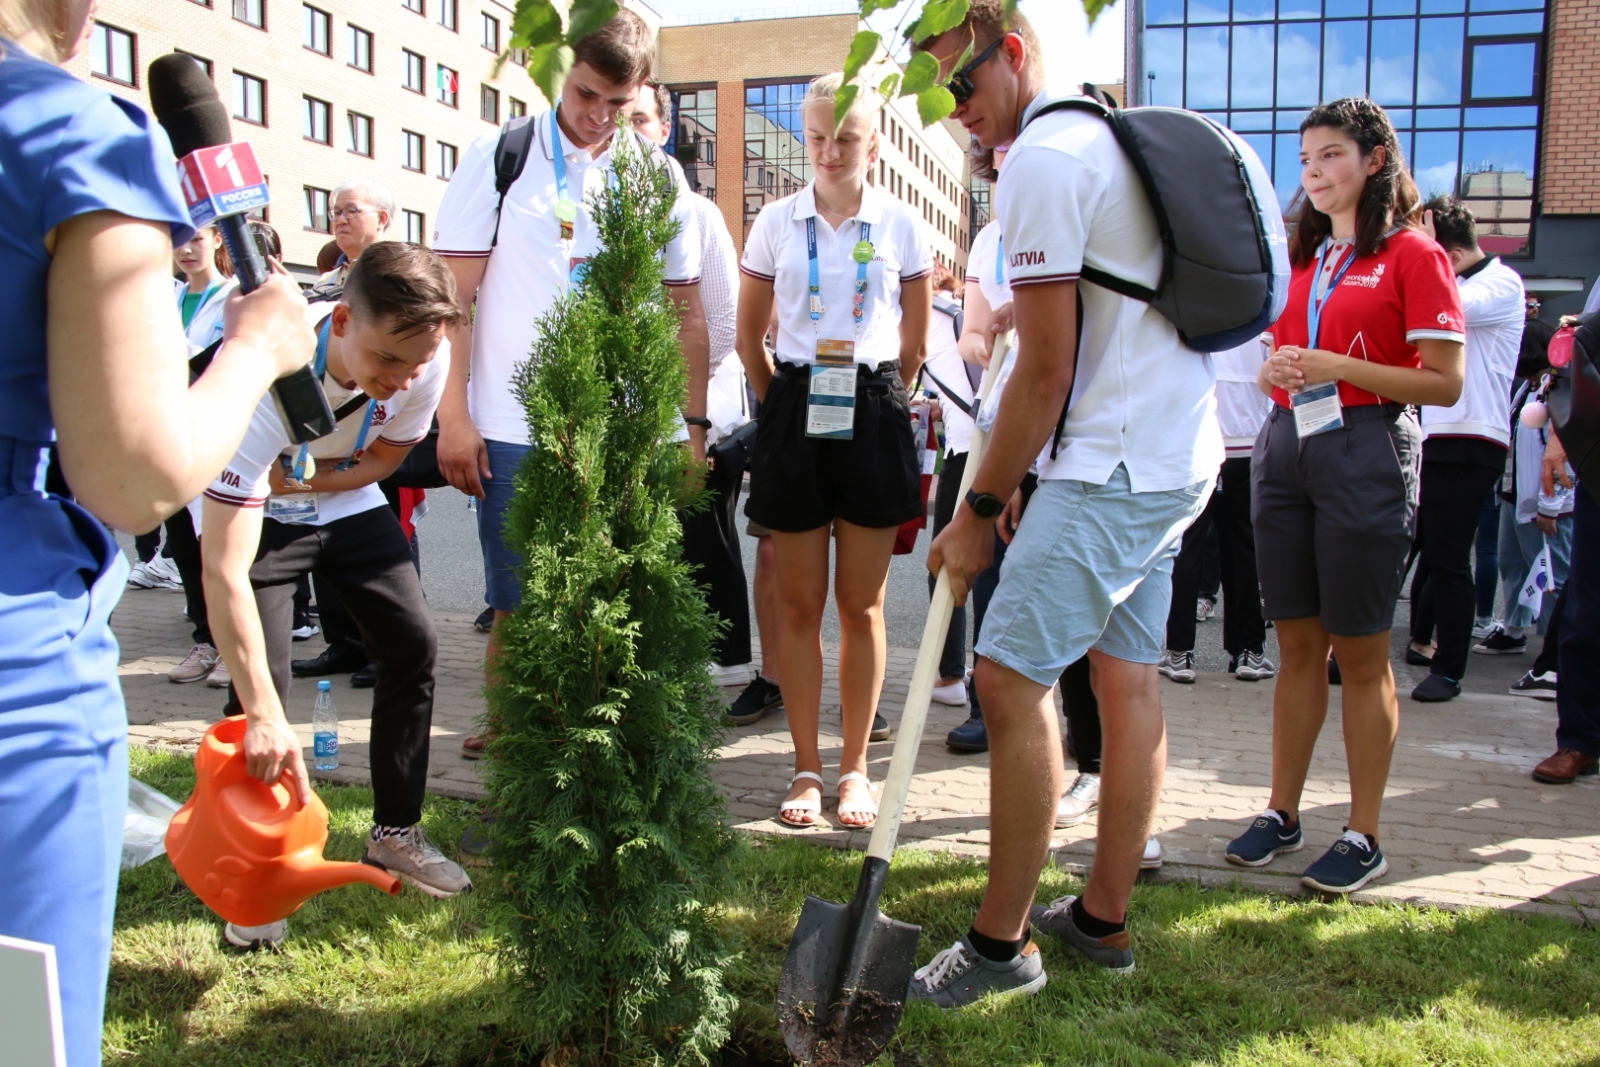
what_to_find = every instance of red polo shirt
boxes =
[1271,227,1465,409]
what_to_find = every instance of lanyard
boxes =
[806,216,872,338]
[551,107,578,239]
[291,317,377,482]
[1306,240,1356,350]
[995,234,1005,288]
[181,280,222,329]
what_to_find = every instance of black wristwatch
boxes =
[684,416,712,429]
[965,489,1005,520]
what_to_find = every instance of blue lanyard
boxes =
[806,216,872,337]
[1306,241,1356,350]
[995,233,1005,288]
[291,317,377,482]
[551,108,567,211]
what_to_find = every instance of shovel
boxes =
[778,331,1016,1067]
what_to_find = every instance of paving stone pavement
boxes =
[114,586,1599,924]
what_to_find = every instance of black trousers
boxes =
[1556,488,1600,757]
[1532,582,1565,677]
[163,507,210,646]
[680,438,752,668]
[1408,460,1506,680]
[1060,655,1100,775]
[928,451,969,681]
[315,571,367,661]
[1166,458,1266,656]
[224,507,437,828]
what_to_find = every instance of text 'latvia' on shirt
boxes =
[740,182,933,368]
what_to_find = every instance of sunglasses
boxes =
[945,35,1009,105]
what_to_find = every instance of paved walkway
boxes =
[114,587,1599,924]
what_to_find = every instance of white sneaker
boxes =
[930,680,968,706]
[1157,650,1196,684]
[206,659,232,689]
[169,643,220,684]
[1055,772,1101,827]
[224,919,287,948]
[142,554,183,590]
[709,662,753,687]
[1471,616,1499,640]
[126,560,155,588]
[1196,596,1216,622]
[291,623,321,641]
[1234,650,1277,682]
[1141,837,1164,871]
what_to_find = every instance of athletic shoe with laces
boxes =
[1225,810,1303,867]
[363,825,473,898]
[126,560,156,589]
[1471,616,1498,640]
[473,607,495,633]
[1141,837,1164,871]
[290,623,320,641]
[1196,596,1216,622]
[1473,625,1527,655]
[169,643,220,684]
[1157,650,1196,684]
[1300,828,1387,894]
[1509,670,1558,700]
[205,659,232,689]
[1029,896,1135,973]
[725,676,782,726]
[1055,772,1100,827]
[906,934,1047,1008]
[223,919,286,949]
[142,554,183,590]
[1234,650,1277,681]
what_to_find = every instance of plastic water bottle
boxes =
[312,680,339,771]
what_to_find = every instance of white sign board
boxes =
[0,934,67,1067]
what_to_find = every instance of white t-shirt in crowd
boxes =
[1211,337,1272,457]
[202,305,451,527]
[688,190,739,378]
[923,290,976,456]
[966,221,1012,311]
[1420,255,1524,446]
[997,93,1221,492]
[432,111,703,446]
[740,181,932,367]
[174,275,236,355]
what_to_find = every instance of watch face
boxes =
[968,491,1002,519]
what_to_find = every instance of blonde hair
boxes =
[0,0,81,63]
[803,72,882,129]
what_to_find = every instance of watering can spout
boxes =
[294,857,402,898]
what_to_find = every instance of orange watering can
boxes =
[165,716,400,926]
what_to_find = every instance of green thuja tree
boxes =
[482,131,738,1066]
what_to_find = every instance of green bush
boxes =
[480,132,739,1066]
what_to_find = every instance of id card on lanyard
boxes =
[805,216,873,440]
[1292,242,1356,439]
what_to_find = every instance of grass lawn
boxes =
[111,748,1600,1067]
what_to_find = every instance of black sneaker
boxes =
[725,676,782,726]
[1300,829,1388,894]
[1473,626,1527,655]
[474,608,495,633]
[1509,670,1558,700]
[1410,673,1460,702]
[1225,810,1303,867]
[946,711,988,753]
[870,713,891,742]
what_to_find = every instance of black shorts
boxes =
[744,361,923,533]
[1252,402,1422,636]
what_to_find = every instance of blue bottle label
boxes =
[314,732,338,758]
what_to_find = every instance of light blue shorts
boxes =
[975,463,1209,686]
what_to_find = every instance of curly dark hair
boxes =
[1287,97,1421,268]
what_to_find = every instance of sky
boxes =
[648,0,1128,90]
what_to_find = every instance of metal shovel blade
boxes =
[778,859,921,1066]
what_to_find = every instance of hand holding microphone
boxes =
[221,260,316,382]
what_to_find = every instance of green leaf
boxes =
[916,84,957,126]
[877,71,901,100]
[510,0,563,50]
[860,0,900,15]
[567,0,619,43]
[909,0,970,43]
[528,42,574,105]
[843,30,881,84]
[1081,0,1120,26]
[899,50,941,96]
[832,83,861,130]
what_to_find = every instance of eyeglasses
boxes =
[945,35,1009,106]
[330,206,371,221]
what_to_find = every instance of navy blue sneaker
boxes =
[1225,810,1304,867]
[947,712,987,752]
[1300,829,1387,894]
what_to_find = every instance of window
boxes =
[233,71,266,125]
[1467,37,1541,102]
[482,12,500,51]
[233,0,264,29]
[437,64,458,107]
[508,47,528,67]
[438,0,457,31]
[89,23,136,85]
[349,26,373,72]
[403,129,425,171]
[480,84,499,124]
[402,0,423,13]
[403,209,426,244]
[509,96,526,119]
[176,50,213,79]
[671,86,718,203]
[403,49,425,93]
[303,95,330,143]
[302,5,329,54]
[744,83,810,237]
[437,141,457,179]
[304,186,330,232]
[348,111,373,156]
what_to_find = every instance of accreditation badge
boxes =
[267,493,320,524]
[1291,381,1345,438]
[807,339,857,440]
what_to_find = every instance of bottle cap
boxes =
[318,680,332,691]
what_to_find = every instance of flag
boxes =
[1518,546,1553,615]
[437,66,458,94]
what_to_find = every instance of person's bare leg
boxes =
[1266,616,1333,821]
[1328,631,1398,839]
[770,527,832,822]
[1081,652,1165,924]
[486,609,514,689]
[831,520,897,826]
[971,656,1061,941]
[753,533,781,687]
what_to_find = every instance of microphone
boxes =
[148,53,335,444]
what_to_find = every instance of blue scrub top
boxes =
[0,39,192,445]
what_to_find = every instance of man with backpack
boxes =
[911,1,1225,1000]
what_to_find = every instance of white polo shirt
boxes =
[997,93,1221,492]
[966,221,1011,310]
[202,304,450,527]
[1420,255,1523,447]
[688,190,739,377]
[433,110,703,446]
[740,182,932,367]
[1211,337,1272,458]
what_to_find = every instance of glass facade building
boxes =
[1136,0,1546,254]
[743,81,814,237]
[667,87,718,204]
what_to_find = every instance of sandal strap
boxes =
[791,771,824,786]
[836,771,871,788]
[835,772,878,819]
[780,797,821,814]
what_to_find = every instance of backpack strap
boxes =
[491,115,537,249]
[920,365,975,419]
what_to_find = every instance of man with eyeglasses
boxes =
[913,0,1220,1003]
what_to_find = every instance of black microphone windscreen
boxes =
[148,52,232,157]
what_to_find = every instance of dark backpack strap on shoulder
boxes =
[921,365,974,418]
[1048,287,1085,461]
[491,115,537,249]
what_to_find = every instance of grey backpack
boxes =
[1024,85,1289,353]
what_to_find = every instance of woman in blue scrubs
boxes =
[0,7,313,1063]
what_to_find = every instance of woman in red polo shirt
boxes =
[1225,98,1465,894]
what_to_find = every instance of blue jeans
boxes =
[476,439,533,613]
[1497,501,1572,633]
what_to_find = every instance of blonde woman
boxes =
[736,73,933,828]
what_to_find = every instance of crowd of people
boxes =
[3,0,1599,1062]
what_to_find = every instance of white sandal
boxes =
[836,771,878,829]
[779,771,824,828]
